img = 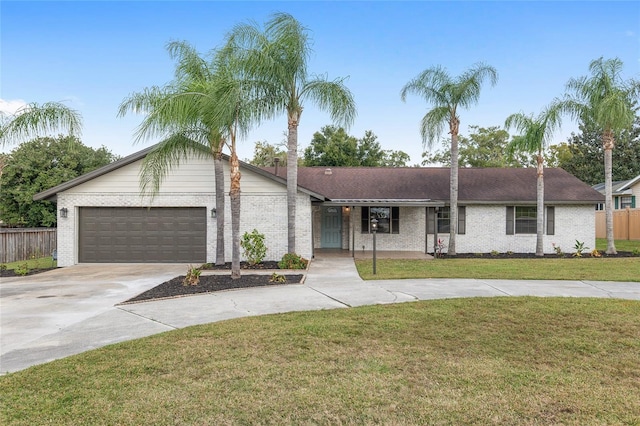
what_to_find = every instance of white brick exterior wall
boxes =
[54,154,313,266]
[316,204,596,256]
[56,192,312,267]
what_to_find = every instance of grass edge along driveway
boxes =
[356,257,640,281]
[1,297,639,425]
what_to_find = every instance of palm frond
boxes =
[0,102,82,146]
[300,76,357,128]
[139,133,211,197]
[420,107,449,148]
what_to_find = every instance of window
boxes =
[361,206,399,234]
[506,206,554,235]
[427,206,465,234]
[515,206,537,234]
[620,196,634,209]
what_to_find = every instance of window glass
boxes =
[370,207,390,233]
[515,206,536,234]
[621,196,633,209]
[438,207,450,233]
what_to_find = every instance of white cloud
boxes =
[0,99,28,115]
[625,30,636,37]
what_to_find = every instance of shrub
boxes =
[278,253,308,270]
[14,263,29,276]
[633,247,640,257]
[240,229,267,265]
[591,249,602,258]
[269,273,286,283]
[183,265,201,286]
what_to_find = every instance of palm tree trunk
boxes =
[448,117,459,256]
[229,145,242,279]
[286,112,299,254]
[603,129,617,255]
[536,152,544,257]
[214,145,226,266]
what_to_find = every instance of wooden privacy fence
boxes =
[595,208,640,240]
[0,228,57,264]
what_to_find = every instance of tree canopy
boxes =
[302,126,410,167]
[247,141,289,166]
[557,116,640,185]
[0,136,117,227]
[422,126,534,168]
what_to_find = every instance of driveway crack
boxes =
[305,285,352,308]
[116,307,178,330]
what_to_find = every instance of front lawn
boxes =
[596,238,640,252]
[356,257,640,281]
[0,256,56,273]
[1,298,638,425]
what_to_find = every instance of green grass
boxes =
[596,238,640,252]
[1,256,56,271]
[357,257,640,281]
[1,298,639,425]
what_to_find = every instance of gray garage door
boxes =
[79,207,206,263]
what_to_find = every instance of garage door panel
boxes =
[79,207,206,263]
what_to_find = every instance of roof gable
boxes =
[34,145,325,201]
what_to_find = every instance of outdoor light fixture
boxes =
[371,217,378,275]
[211,208,217,219]
[59,207,68,218]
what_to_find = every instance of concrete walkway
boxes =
[1,258,639,374]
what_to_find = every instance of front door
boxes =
[321,206,342,248]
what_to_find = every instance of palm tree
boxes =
[505,105,563,256]
[227,12,356,254]
[401,63,498,255]
[561,57,640,255]
[119,41,268,277]
[0,101,82,146]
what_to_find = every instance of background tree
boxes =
[557,116,640,185]
[247,140,288,166]
[228,12,356,254]
[0,102,82,147]
[505,105,563,256]
[303,125,410,167]
[561,57,640,254]
[401,63,498,255]
[421,126,534,167]
[544,143,573,169]
[0,136,115,227]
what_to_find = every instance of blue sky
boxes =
[1,1,638,165]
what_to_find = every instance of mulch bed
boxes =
[122,273,304,304]
[200,261,281,270]
[0,267,57,278]
[441,251,638,259]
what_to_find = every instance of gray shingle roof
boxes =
[266,167,604,204]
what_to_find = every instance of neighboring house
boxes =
[592,175,639,210]
[35,146,604,267]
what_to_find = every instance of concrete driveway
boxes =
[2,259,639,374]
